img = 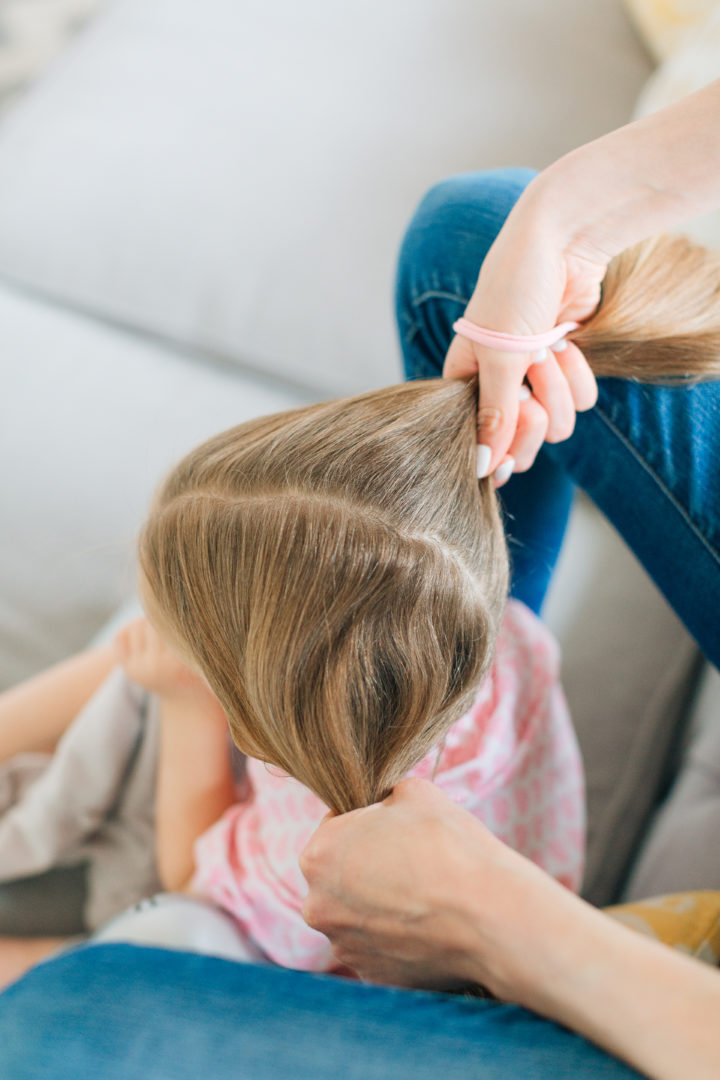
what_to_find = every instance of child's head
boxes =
[138,376,508,812]
[137,230,720,814]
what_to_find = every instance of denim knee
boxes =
[396,168,538,303]
[395,168,539,379]
[410,168,538,230]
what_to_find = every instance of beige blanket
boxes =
[0,667,162,930]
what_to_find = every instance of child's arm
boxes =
[154,695,237,891]
[0,644,117,764]
[114,618,237,892]
[0,935,71,993]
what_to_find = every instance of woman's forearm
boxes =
[155,697,237,891]
[0,645,116,763]
[560,918,720,1080]
[519,76,720,264]
[464,886,720,1080]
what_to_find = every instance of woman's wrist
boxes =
[529,143,677,265]
[524,77,720,268]
[453,848,589,1005]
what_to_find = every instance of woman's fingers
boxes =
[474,353,531,476]
[524,349,576,443]
[444,334,597,477]
[492,345,596,486]
[497,394,550,480]
[553,340,598,412]
[444,335,531,477]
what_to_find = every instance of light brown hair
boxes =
[139,232,720,813]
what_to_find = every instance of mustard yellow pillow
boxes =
[624,0,719,62]
[604,891,720,965]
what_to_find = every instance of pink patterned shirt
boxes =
[190,598,585,970]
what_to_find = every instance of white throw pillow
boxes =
[622,663,720,899]
[543,494,701,904]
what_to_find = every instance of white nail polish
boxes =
[476,444,492,479]
[552,339,567,352]
[493,457,515,486]
[519,385,531,401]
[534,348,548,363]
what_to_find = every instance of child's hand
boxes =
[113,617,217,707]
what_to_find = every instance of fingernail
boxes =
[552,339,567,352]
[493,457,515,486]
[476,444,492,479]
[534,348,548,363]
[519,385,531,401]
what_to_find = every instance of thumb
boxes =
[443,333,480,380]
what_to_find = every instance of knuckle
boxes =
[476,406,504,436]
[301,899,324,932]
[516,402,548,442]
[333,947,360,971]
[298,842,319,880]
[546,416,576,443]
[510,452,534,473]
[576,383,599,411]
[393,776,423,797]
[511,407,547,473]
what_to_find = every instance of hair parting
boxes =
[139,231,720,813]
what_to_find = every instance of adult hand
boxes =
[301,778,720,1080]
[299,777,578,1002]
[443,179,605,483]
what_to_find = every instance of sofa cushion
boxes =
[543,494,702,906]
[622,662,720,900]
[605,890,720,964]
[0,281,311,688]
[0,0,651,395]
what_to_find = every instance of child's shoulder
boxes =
[495,598,561,684]
[408,600,565,786]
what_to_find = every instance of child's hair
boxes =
[139,232,720,813]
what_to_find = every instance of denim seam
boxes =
[594,404,720,565]
[404,290,469,352]
[398,312,420,350]
[411,289,469,308]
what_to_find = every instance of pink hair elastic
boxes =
[452,317,579,352]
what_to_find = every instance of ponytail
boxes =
[571,232,720,382]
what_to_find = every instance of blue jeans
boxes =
[397,168,720,664]
[1,167,710,1080]
[0,944,642,1079]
